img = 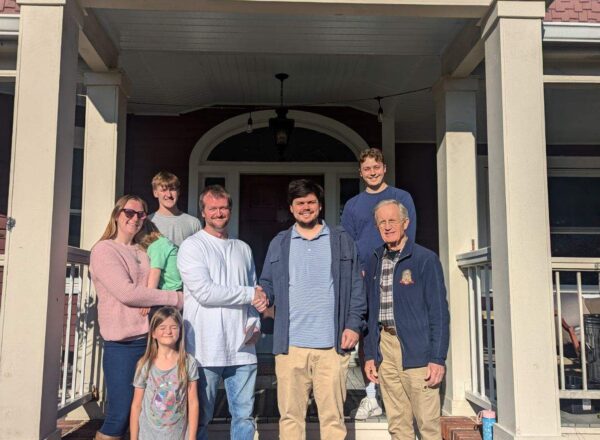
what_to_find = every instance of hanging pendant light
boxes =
[269,73,295,151]
[246,112,253,134]
[376,96,384,123]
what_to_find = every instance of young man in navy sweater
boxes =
[341,148,416,419]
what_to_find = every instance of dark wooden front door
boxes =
[238,174,325,277]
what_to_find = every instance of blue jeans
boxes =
[197,364,257,440]
[100,338,147,437]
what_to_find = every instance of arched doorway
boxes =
[188,110,369,242]
[188,112,367,357]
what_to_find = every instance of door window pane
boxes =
[339,178,360,220]
[204,177,226,188]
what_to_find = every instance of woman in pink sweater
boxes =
[90,195,183,440]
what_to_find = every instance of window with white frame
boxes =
[547,158,600,258]
[476,155,600,257]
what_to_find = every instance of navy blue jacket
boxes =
[259,225,367,355]
[363,238,450,368]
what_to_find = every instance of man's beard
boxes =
[296,217,319,229]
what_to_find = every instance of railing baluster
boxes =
[70,264,82,401]
[475,266,485,398]
[61,264,75,406]
[78,265,90,397]
[577,271,588,391]
[484,264,495,405]
[555,271,565,391]
[468,266,478,394]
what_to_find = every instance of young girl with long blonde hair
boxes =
[130,307,199,440]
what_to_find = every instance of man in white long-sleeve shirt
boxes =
[178,185,268,440]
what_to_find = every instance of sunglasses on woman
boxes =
[120,208,147,220]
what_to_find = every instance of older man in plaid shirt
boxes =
[363,199,450,440]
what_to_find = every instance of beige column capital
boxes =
[80,70,128,250]
[18,0,85,28]
[482,0,546,40]
[84,70,132,97]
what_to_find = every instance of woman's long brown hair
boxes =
[98,195,149,242]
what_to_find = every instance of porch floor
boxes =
[59,366,390,439]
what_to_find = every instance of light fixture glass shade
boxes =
[269,108,295,146]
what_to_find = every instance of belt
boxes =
[380,325,397,336]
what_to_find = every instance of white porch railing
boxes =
[57,246,102,418]
[456,247,496,410]
[553,258,600,403]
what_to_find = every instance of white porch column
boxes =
[80,71,129,250]
[433,77,478,416]
[483,2,561,439]
[0,1,81,439]
[381,113,396,185]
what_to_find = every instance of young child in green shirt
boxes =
[137,222,183,316]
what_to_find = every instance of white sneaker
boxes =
[354,397,383,420]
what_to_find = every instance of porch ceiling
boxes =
[90,8,472,141]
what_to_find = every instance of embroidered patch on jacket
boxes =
[400,269,415,285]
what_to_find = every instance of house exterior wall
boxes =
[124,106,381,213]
[395,143,439,253]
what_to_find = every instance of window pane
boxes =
[548,176,600,257]
[68,213,81,247]
[208,127,356,162]
[70,148,84,210]
[551,234,600,258]
[548,177,600,228]
[204,177,226,188]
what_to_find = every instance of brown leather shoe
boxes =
[94,432,121,440]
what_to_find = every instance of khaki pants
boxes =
[379,329,441,440]
[275,346,351,440]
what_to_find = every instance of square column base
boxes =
[494,423,563,440]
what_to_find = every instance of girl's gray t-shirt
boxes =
[133,354,199,440]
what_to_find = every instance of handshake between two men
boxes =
[252,286,269,313]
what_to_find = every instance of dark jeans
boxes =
[99,338,147,437]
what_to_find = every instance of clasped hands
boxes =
[252,286,269,312]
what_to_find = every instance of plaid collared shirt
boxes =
[378,248,401,328]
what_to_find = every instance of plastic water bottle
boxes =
[478,410,496,440]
